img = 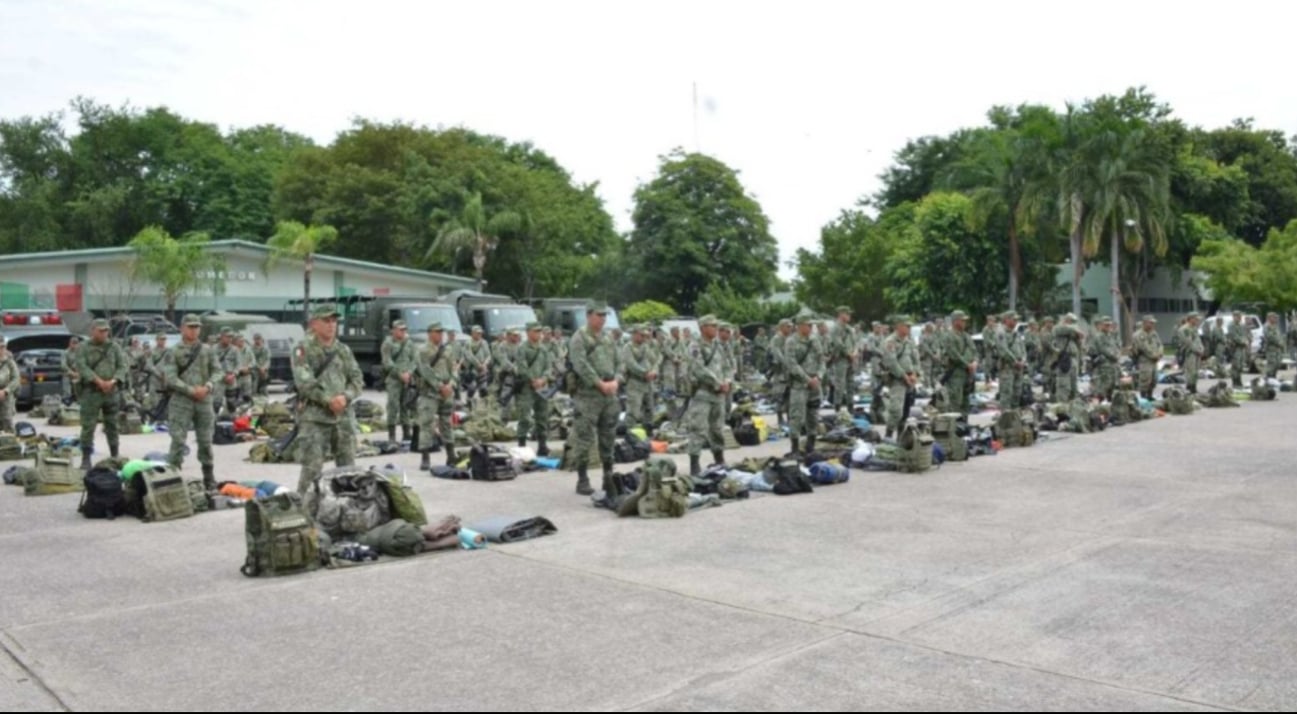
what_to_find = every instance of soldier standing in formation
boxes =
[567,302,621,496]
[215,328,241,414]
[685,316,730,476]
[827,306,856,410]
[163,315,221,490]
[1132,315,1163,400]
[621,324,658,435]
[415,323,457,471]
[515,322,554,456]
[235,333,255,407]
[996,312,1027,409]
[879,315,918,438]
[462,326,492,407]
[146,332,169,417]
[1090,317,1121,402]
[919,322,942,391]
[1052,314,1083,402]
[768,319,793,427]
[0,335,17,433]
[1179,313,1206,393]
[61,336,80,403]
[292,306,364,502]
[785,315,825,455]
[1227,311,1251,387]
[1262,312,1285,378]
[251,333,271,396]
[941,311,978,418]
[74,319,128,470]
[380,320,416,444]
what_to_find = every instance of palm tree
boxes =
[266,220,339,324]
[1061,129,1170,339]
[427,192,519,291]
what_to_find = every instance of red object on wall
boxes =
[56,284,83,311]
[372,287,390,296]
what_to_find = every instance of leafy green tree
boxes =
[427,191,519,291]
[627,150,778,314]
[266,220,339,324]
[128,226,224,323]
[795,209,900,323]
[621,300,677,325]
[1197,121,1297,245]
[1191,218,1297,311]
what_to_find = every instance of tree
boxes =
[627,150,778,314]
[266,220,339,324]
[128,226,223,323]
[621,300,677,325]
[1197,121,1297,245]
[1191,218,1297,311]
[795,209,901,323]
[427,191,519,291]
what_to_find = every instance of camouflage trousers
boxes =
[1183,353,1202,393]
[296,418,357,495]
[999,366,1024,410]
[945,368,972,418]
[1231,348,1249,386]
[416,392,453,452]
[80,388,122,451]
[1054,367,1078,402]
[1137,359,1159,399]
[788,384,821,439]
[237,376,253,405]
[884,378,911,436]
[1092,365,1118,402]
[829,360,851,409]
[0,396,14,432]
[571,389,618,469]
[385,378,413,428]
[686,393,725,457]
[516,386,548,442]
[625,379,654,430]
[1264,349,1284,379]
[168,396,214,470]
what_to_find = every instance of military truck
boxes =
[285,295,465,385]
[531,298,621,333]
[444,290,538,340]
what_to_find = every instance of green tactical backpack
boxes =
[1251,379,1277,402]
[1162,387,1195,415]
[25,447,83,496]
[994,409,1036,449]
[1109,388,1142,425]
[620,457,692,518]
[930,413,967,462]
[358,518,423,557]
[896,422,934,473]
[1200,382,1240,408]
[133,464,194,522]
[241,492,322,577]
[0,433,23,461]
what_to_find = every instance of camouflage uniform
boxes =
[462,336,492,404]
[1262,317,1285,378]
[919,328,943,390]
[1179,318,1206,393]
[515,329,554,449]
[235,339,255,407]
[827,313,856,410]
[567,314,621,495]
[1227,319,1250,387]
[251,339,271,396]
[942,319,978,418]
[686,323,729,471]
[1210,320,1228,370]
[146,341,169,416]
[1052,322,1084,402]
[1131,320,1163,399]
[1091,322,1121,401]
[996,318,1028,409]
[74,329,129,466]
[621,330,658,431]
[162,319,222,486]
[293,313,364,497]
[879,324,919,438]
[767,325,791,426]
[784,323,825,453]
[0,344,18,432]
[415,328,457,468]
[215,335,242,414]
[61,345,79,402]
[380,330,418,438]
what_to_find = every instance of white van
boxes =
[1200,312,1262,351]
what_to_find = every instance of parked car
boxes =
[13,348,65,410]
[110,314,183,348]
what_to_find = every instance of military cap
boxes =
[392,320,408,330]
[795,314,814,325]
[1186,311,1201,320]
[182,313,203,327]
[777,318,792,328]
[1062,312,1078,322]
[425,322,444,333]
[471,325,483,334]
[698,315,719,327]
[154,331,168,340]
[525,322,543,331]
[1001,311,1019,321]
[253,333,263,340]
[91,318,111,330]
[949,310,969,321]
[1041,315,1056,323]
[836,305,852,315]
[1268,312,1279,319]
[219,326,233,336]
[310,305,341,320]
[719,322,733,331]
[543,326,553,333]
[588,300,609,314]
[892,314,913,325]
[1027,319,1038,327]
[871,321,883,328]
[1142,314,1157,323]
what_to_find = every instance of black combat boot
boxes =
[419,451,431,471]
[109,443,119,459]
[401,424,410,443]
[575,467,593,496]
[444,444,457,467]
[537,437,550,457]
[806,436,816,454]
[410,425,420,449]
[790,437,800,455]
[711,449,724,466]
[388,426,397,443]
[201,464,216,492]
[80,448,92,472]
[689,454,701,477]
[518,436,527,448]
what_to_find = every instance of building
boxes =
[1058,261,1204,341]
[0,240,476,319]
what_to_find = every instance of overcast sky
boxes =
[3,0,1295,276]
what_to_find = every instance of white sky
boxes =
[3,0,1296,277]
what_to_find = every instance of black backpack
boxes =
[469,444,518,481]
[214,421,237,445]
[733,421,760,447]
[79,467,127,520]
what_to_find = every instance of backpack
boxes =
[930,413,968,462]
[896,422,934,474]
[55,407,81,426]
[1109,388,1143,425]
[213,421,237,445]
[0,433,22,461]
[1162,387,1195,415]
[732,420,761,447]
[25,447,83,496]
[1251,379,1277,402]
[634,458,693,518]
[315,467,393,538]
[807,461,850,485]
[38,394,63,418]
[79,467,127,520]
[469,444,518,481]
[763,457,814,495]
[377,476,428,527]
[358,518,423,557]
[240,492,322,577]
[116,410,143,435]
[5,464,36,486]
[132,464,195,522]
[994,409,1036,449]
[1200,382,1240,408]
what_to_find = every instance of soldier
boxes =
[621,324,658,434]
[677,327,696,402]
[1179,313,1206,393]
[827,306,857,410]
[1131,315,1163,399]
[942,311,978,418]
[234,333,254,407]
[0,335,18,433]
[785,315,825,455]
[492,329,519,412]
[567,301,620,496]
[865,321,887,424]
[880,315,919,439]
[162,315,222,489]
[768,319,793,427]
[61,336,80,403]
[516,322,554,455]
[1210,316,1228,372]
[380,320,417,444]
[919,323,942,391]
[753,327,770,376]
[127,337,147,406]
[685,316,731,476]
[718,323,739,417]
[461,326,492,406]
[1052,314,1084,402]
[292,306,364,499]
[214,327,241,414]
[251,333,271,396]
[996,312,1028,409]
[146,332,170,417]
[665,326,684,401]
[415,323,457,471]
[1038,316,1058,398]
[1262,312,1285,378]
[1090,318,1121,401]
[1227,311,1251,387]
[982,315,1001,383]
[1023,320,1041,380]
[73,319,129,470]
